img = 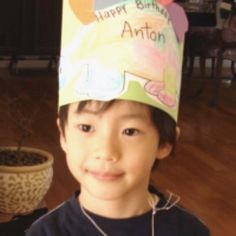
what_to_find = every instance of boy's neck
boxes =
[78,189,158,219]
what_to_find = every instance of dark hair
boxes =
[58,100,177,166]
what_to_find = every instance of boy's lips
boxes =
[86,169,124,181]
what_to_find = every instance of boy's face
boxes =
[58,100,172,203]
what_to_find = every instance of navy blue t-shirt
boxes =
[26,187,210,236]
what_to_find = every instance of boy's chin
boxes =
[89,186,124,200]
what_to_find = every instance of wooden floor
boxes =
[0,67,235,236]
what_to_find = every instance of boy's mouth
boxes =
[86,169,124,181]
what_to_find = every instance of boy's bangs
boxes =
[76,100,115,114]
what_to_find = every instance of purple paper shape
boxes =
[166,3,189,42]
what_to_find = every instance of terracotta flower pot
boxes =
[0,146,54,214]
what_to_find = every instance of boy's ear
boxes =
[176,126,181,141]
[56,118,67,153]
[156,126,180,160]
[156,142,172,160]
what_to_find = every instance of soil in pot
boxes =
[0,150,47,166]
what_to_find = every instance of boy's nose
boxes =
[95,136,121,162]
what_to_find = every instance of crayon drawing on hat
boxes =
[59,0,188,121]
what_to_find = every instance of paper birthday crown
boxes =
[59,0,188,121]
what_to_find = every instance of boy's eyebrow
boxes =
[75,108,94,114]
[119,113,149,121]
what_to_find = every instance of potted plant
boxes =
[0,94,54,214]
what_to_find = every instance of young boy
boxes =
[26,0,210,235]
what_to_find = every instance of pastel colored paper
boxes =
[59,0,188,121]
[158,0,173,6]
[95,0,123,10]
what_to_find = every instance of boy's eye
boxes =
[123,128,139,136]
[78,124,94,132]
